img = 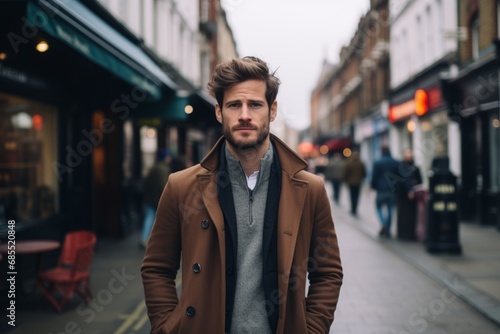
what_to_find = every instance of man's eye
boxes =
[228,103,239,108]
[249,103,262,108]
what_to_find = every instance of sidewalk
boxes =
[331,182,500,327]
[5,231,150,334]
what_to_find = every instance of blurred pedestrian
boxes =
[325,153,345,204]
[396,148,422,240]
[314,154,328,176]
[142,56,343,334]
[370,145,400,237]
[140,149,171,248]
[342,151,366,216]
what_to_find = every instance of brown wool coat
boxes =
[141,135,343,334]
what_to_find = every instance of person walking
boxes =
[140,149,171,248]
[142,56,343,334]
[370,145,401,238]
[325,152,345,204]
[396,148,422,240]
[342,151,365,216]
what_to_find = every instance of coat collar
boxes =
[200,134,308,177]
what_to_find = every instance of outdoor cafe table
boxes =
[0,240,61,296]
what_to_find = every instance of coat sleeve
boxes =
[305,178,343,333]
[141,176,182,333]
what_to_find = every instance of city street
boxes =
[4,184,499,334]
[328,184,500,334]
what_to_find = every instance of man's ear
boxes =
[215,104,222,124]
[270,100,277,122]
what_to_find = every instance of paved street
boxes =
[5,183,500,334]
[329,183,500,334]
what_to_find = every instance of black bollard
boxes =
[425,158,462,254]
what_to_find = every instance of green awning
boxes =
[131,96,190,121]
[27,0,177,100]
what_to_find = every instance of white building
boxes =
[99,0,201,88]
[389,0,461,183]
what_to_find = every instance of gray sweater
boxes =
[226,144,273,334]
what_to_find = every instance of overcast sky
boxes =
[222,0,371,131]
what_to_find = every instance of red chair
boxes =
[36,230,97,312]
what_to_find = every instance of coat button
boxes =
[192,263,202,273]
[201,219,210,229]
[186,306,196,317]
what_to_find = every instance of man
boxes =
[370,145,401,237]
[396,148,422,240]
[142,56,343,334]
[342,151,365,216]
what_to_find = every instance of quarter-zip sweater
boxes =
[225,144,273,334]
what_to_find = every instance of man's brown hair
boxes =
[207,56,281,108]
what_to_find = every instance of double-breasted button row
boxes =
[186,306,196,317]
[192,263,202,273]
[201,219,210,229]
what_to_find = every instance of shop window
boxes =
[140,125,158,177]
[0,93,58,223]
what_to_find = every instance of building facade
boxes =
[389,0,460,189]
[442,0,500,227]
[100,0,237,166]
[0,0,238,239]
[310,0,390,179]
[0,0,182,238]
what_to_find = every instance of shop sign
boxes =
[354,119,374,142]
[389,89,432,122]
[427,86,443,110]
[0,64,28,83]
[389,99,415,122]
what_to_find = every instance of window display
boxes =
[0,93,58,224]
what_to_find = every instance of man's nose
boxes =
[239,104,251,121]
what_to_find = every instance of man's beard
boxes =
[223,121,269,152]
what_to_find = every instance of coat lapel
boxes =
[197,174,225,238]
[277,174,308,280]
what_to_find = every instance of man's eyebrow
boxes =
[224,98,265,106]
[224,99,241,106]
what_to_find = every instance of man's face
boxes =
[404,149,413,161]
[215,79,277,151]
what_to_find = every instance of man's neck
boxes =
[226,139,270,177]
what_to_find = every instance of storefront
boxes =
[0,0,179,238]
[442,59,500,227]
[354,102,389,180]
[388,64,460,189]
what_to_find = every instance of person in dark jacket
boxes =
[342,151,366,215]
[370,145,401,237]
[396,148,422,240]
[140,149,171,247]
